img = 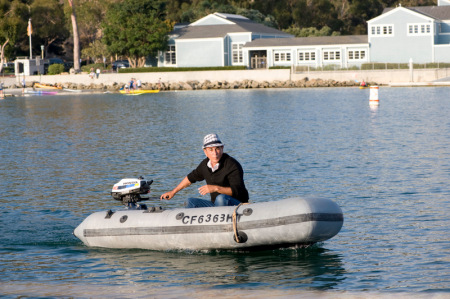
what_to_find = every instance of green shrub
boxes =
[48,64,65,75]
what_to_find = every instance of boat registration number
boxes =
[180,213,237,225]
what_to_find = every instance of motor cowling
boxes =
[111,177,153,204]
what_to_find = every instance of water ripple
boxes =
[0,88,449,296]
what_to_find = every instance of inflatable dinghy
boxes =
[74,178,343,251]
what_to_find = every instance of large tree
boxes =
[76,0,110,45]
[0,0,27,73]
[292,0,342,31]
[31,0,69,57]
[102,0,172,68]
[348,0,384,34]
[81,39,109,63]
[67,0,80,71]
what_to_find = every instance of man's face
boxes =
[203,146,224,165]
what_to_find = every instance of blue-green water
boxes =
[0,87,448,298]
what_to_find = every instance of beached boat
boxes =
[74,178,343,251]
[34,83,63,90]
[25,90,58,95]
[119,89,160,95]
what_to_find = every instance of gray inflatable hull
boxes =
[74,197,343,251]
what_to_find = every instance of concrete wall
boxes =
[19,69,290,87]
[9,67,450,88]
[292,68,450,83]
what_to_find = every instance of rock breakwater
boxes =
[8,77,377,91]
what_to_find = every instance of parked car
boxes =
[112,60,129,71]
[48,58,64,65]
[43,58,73,73]
[2,62,14,74]
[43,58,65,74]
[64,61,73,70]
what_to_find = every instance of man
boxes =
[160,134,249,208]
[22,78,26,94]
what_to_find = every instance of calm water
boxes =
[0,87,448,298]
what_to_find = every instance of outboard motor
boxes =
[111,177,153,209]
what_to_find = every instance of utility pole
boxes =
[28,19,33,59]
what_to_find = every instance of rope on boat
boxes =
[232,202,249,243]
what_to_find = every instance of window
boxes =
[165,45,176,65]
[232,43,244,64]
[407,23,431,36]
[298,51,316,62]
[348,50,366,61]
[274,51,291,62]
[323,50,341,61]
[370,25,394,36]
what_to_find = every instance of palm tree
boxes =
[67,0,80,72]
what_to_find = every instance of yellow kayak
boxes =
[34,83,63,89]
[119,89,160,95]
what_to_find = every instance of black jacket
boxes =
[187,153,249,203]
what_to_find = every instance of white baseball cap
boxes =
[202,133,224,149]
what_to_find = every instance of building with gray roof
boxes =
[158,12,292,68]
[368,3,450,64]
[158,2,450,69]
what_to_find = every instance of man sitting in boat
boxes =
[160,133,249,208]
[360,80,367,87]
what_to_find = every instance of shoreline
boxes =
[2,67,449,96]
[2,79,449,98]
[2,83,450,98]
[2,78,377,96]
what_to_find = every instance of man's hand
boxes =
[160,191,175,201]
[198,185,233,197]
[198,185,218,196]
[160,177,192,201]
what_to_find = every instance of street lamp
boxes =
[40,45,44,59]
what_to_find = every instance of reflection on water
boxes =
[0,88,449,296]
[1,244,345,296]
[79,246,344,290]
